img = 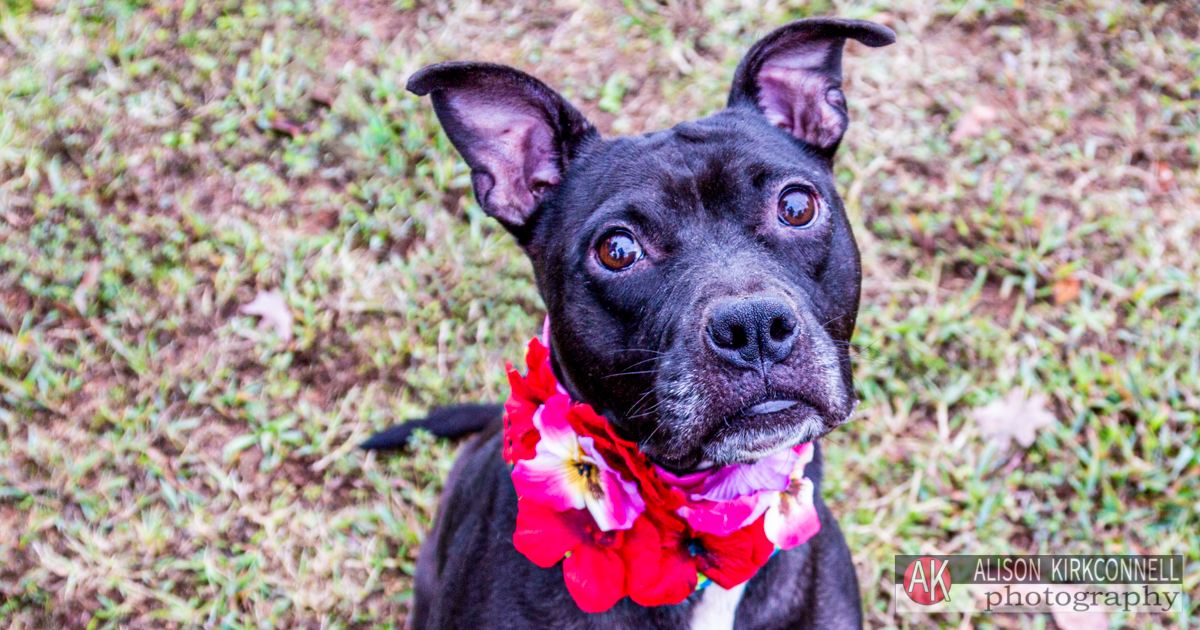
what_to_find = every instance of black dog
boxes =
[366,17,895,629]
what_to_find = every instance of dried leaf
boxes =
[1053,276,1081,305]
[72,259,102,315]
[240,290,294,342]
[972,389,1056,448]
[978,584,1109,630]
[1052,608,1110,630]
[950,104,998,143]
[1153,161,1175,194]
[270,117,303,137]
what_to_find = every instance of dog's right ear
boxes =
[407,63,598,238]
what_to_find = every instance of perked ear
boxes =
[727,18,895,158]
[407,62,598,236]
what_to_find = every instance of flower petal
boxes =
[524,338,558,399]
[695,519,772,589]
[694,447,797,501]
[563,543,627,613]
[512,454,586,512]
[763,477,821,550]
[677,491,772,537]
[793,441,814,468]
[578,436,645,531]
[653,465,709,492]
[532,394,575,455]
[625,516,697,607]
[631,549,696,607]
[746,515,775,567]
[503,366,542,463]
[585,470,644,531]
[513,500,584,568]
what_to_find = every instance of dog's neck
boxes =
[541,316,603,425]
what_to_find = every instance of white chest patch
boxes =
[689,582,747,630]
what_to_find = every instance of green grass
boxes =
[0,0,1197,628]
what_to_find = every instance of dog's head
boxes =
[409,18,895,472]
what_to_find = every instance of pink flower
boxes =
[656,447,798,536]
[688,447,797,501]
[762,442,821,549]
[511,394,645,531]
[675,492,775,536]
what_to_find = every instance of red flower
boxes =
[513,499,660,613]
[503,339,559,463]
[629,509,775,605]
[502,369,540,463]
[524,339,558,398]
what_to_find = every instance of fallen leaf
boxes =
[972,584,1109,630]
[1152,161,1174,194]
[240,290,294,342]
[1053,608,1109,630]
[972,389,1056,448]
[950,104,998,143]
[308,87,335,107]
[1053,276,1081,305]
[270,117,303,137]
[72,259,102,315]
[302,209,340,234]
[1049,584,1110,630]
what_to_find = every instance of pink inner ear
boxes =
[449,95,561,227]
[755,45,849,150]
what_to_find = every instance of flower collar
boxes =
[504,334,821,613]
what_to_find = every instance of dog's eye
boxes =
[778,188,818,228]
[597,231,643,271]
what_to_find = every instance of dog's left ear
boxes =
[728,18,895,158]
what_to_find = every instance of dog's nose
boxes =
[706,296,799,369]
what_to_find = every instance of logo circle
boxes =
[903,557,953,605]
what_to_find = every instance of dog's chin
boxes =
[700,403,834,465]
[645,399,856,472]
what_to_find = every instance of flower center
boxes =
[685,539,706,558]
[593,530,621,549]
[574,461,604,499]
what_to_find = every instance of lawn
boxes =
[0,0,1197,628]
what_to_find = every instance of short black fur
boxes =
[369,17,896,629]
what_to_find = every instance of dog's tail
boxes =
[359,403,504,450]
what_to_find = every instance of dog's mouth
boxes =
[702,398,831,462]
[645,396,850,474]
[743,399,798,415]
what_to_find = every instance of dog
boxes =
[364,17,895,629]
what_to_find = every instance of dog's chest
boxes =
[688,582,747,630]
